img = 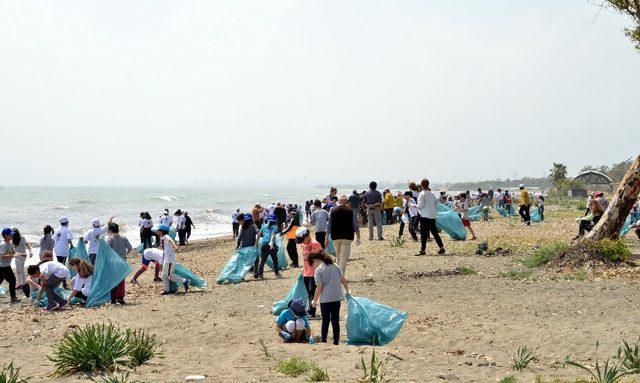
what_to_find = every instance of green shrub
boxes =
[307,366,330,382]
[498,376,517,383]
[617,338,640,372]
[99,372,138,383]
[511,346,537,371]
[0,363,30,383]
[499,270,533,280]
[565,342,637,383]
[587,239,631,262]
[522,243,569,268]
[457,266,477,275]
[275,357,314,377]
[389,237,406,248]
[576,199,587,211]
[49,323,160,376]
[124,329,160,367]
[359,349,392,383]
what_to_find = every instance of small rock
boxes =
[436,372,447,379]
[464,361,473,366]
[477,362,491,367]
[31,318,39,323]
[185,375,206,382]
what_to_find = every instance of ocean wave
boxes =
[76,199,94,204]
[155,195,178,202]
[53,205,70,210]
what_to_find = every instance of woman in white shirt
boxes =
[68,258,93,303]
[407,179,445,256]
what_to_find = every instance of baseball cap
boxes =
[1,228,13,236]
[92,218,101,227]
[289,298,307,317]
[59,216,69,224]
[244,213,252,221]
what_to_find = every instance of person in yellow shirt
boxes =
[518,184,532,226]
[383,189,396,225]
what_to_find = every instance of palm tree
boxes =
[549,163,568,187]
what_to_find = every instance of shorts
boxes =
[462,219,471,227]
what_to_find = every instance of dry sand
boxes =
[1,206,640,383]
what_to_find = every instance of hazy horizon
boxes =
[1,0,638,188]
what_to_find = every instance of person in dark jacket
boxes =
[185,212,195,242]
[327,195,361,275]
[236,214,257,249]
[274,202,287,231]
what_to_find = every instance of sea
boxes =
[0,186,328,248]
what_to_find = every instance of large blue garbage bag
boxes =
[31,287,85,307]
[0,286,6,295]
[216,247,257,284]
[326,236,336,255]
[436,204,467,241]
[494,205,510,217]
[67,239,90,278]
[620,215,633,236]
[265,237,289,270]
[530,207,542,222]
[169,263,207,292]
[272,273,308,315]
[86,239,133,308]
[345,295,407,346]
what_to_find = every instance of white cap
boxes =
[92,218,101,227]
[518,184,524,189]
[59,216,69,224]
[295,227,309,238]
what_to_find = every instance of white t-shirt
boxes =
[159,214,173,227]
[72,275,93,296]
[161,235,176,264]
[40,261,71,279]
[53,226,73,258]
[143,248,164,264]
[85,226,107,254]
[496,192,504,201]
[175,215,186,230]
[403,198,419,217]
[139,218,153,229]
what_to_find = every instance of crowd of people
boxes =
[0,207,197,309]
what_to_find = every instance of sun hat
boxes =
[59,216,69,224]
[289,298,307,317]
[1,228,13,236]
[295,227,309,238]
[153,224,170,233]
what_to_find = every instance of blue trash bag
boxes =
[31,287,85,307]
[326,236,336,255]
[494,205,510,217]
[216,246,257,284]
[620,215,633,236]
[169,227,177,240]
[265,237,289,270]
[436,204,467,241]
[345,295,408,346]
[67,239,90,278]
[272,273,308,315]
[530,207,542,222]
[169,263,207,292]
[86,239,133,308]
[0,286,5,295]
[135,243,144,253]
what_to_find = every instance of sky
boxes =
[0,0,638,187]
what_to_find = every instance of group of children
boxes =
[0,212,193,310]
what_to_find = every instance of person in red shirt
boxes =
[296,227,321,317]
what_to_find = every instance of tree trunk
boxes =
[583,154,640,241]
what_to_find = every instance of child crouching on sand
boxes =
[154,224,190,295]
[131,247,163,284]
[295,227,320,318]
[30,259,71,311]
[310,251,349,345]
[68,258,93,303]
[275,298,315,344]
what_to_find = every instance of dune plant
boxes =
[358,349,392,383]
[617,338,640,372]
[565,342,637,383]
[124,329,161,367]
[389,237,406,248]
[499,270,533,280]
[511,346,537,371]
[275,357,314,377]
[498,376,517,383]
[0,362,30,383]
[307,366,330,382]
[258,337,273,359]
[522,243,569,268]
[98,372,137,383]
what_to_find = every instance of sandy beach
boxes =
[2,204,640,383]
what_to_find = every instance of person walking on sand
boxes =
[232,208,241,239]
[281,210,301,268]
[106,223,132,305]
[254,214,281,279]
[175,209,187,246]
[504,190,513,215]
[139,212,154,250]
[11,228,33,297]
[295,227,321,317]
[327,195,361,276]
[0,228,20,303]
[310,200,329,249]
[408,179,445,256]
[236,214,257,250]
[455,193,477,240]
[518,184,532,226]
[54,216,74,265]
[399,191,419,241]
[348,190,361,225]
[537,195,545,221]
[382,188,395,225]
[364,181,384,241]
[185,212,195,243]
